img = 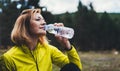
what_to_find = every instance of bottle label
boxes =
[45,24,74,39]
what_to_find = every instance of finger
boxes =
[54,23,58,26]
[55,34,62,40]
[59,23,64,26]
[54,23,64,27]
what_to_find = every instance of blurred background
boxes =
[0,0,120,71]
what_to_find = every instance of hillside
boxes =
[109,13,120,20]
[97,13,120,20]
[54,12,120,21]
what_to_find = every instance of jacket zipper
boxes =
[30,51,39,71]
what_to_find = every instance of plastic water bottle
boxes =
[45,24,74,39]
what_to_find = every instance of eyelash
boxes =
[36,19,41,21]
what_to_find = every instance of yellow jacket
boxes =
[0,43,82,71]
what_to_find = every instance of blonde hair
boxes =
[11,9,48,46]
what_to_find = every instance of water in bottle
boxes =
[44,24,74,39]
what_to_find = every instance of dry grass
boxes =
[0,49,120,71]
[80,51,120,71]
[53,51,120,71]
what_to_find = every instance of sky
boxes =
[40,0,120,14]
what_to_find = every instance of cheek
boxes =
[30,22,36,27]
[29,21,46,35]
[30,22,39,29]
[29,23,38,33]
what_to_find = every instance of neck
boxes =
[28,36,39,50]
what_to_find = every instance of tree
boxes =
[27,0,40,8]
[73,1,100,51]
[98,12,117,50]
[0,1,19,46]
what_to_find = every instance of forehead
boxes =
[31,13,43,19]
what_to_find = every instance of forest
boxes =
[0,0,120,51]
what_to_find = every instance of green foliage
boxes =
[41,11,55,24]
[28,0,40,8]
[52,1,120,51]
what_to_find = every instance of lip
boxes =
[39,27,45,30]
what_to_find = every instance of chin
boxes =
[40,32,46,36]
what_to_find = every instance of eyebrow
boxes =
[37,16,44,19]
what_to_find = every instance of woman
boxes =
[0,8,82,71]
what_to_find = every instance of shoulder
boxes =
[41,43,57,49]
[0,55,9,71]
[42,43,60,52]
[1,47,17,71]
[4,46,20,57]
[47,44,59,51]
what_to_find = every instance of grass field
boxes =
[0,49,120,71]
[79,51,120,71]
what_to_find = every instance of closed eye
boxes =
[35,18,41,21]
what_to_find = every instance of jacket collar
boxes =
[20,42,48,54]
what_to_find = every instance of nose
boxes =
[41,23,46,26]
[41,19,46,25]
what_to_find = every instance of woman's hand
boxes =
[54,23,71,50]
